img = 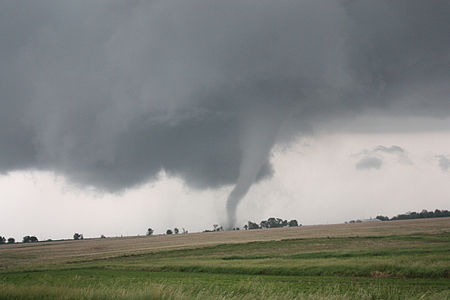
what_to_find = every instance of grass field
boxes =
[0,218,449,299]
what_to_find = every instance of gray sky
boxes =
[1,1,449,239]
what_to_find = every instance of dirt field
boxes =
[1,217,449,299]
[1,217,449,270]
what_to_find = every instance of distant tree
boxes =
[23,236,38,243]
[260,218,288,229]
[0,236,5,244]
[243,224,248,230]
[210,224,223,232]
[100,235,106,239]
[268,217,287,228]
[433,209,450,218]
[174,228,179,234]
[375,215,389,221]
[260,220,269,229]
[146,228,154,236]
[166,229,173,235]
[390,209,450,221]
[80,234,84,240]
[248,221,259,230]
[73,233,81,240]
[7,238,15,244]
[288,220,299,227]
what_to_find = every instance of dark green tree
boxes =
[23,236,38,243]
[269,217,287,228]
[248,221,259,230]
[260,220,269,228]
[288,219,299,227]
[375,215,389,221]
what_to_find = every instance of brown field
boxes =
[1,217,449,270]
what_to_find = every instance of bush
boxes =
[260,218,289,228]
[23,236,38,243]
[288,220,299,227]
[248,221,260,230]
[376,215,389,221]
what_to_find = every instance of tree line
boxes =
[376,209,450,221]
[3,209,447,244]
[146,227,188,236]
[202,217,301,232]
[245,217,300,230]
[0,217,300,244]
[0,236,38,244]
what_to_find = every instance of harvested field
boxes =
[1,217,449,268]
[0,217,449,299]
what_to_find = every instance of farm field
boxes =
[0,218,449,299]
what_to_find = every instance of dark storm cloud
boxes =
[1,0,449,224]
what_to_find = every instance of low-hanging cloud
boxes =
[356,157,383,170]
[437,155,450,172]
[354,145,412,171]
[1,0,449,227]
[374,146,405,155]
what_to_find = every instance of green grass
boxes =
[1,232,449,299]
[0,270,449,299]
[1,269,449,300]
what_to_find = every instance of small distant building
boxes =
[348,218,381,224]
[360,218,381,222]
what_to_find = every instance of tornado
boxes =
[225,109,284,229]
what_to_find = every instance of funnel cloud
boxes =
[1,1,450,227]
